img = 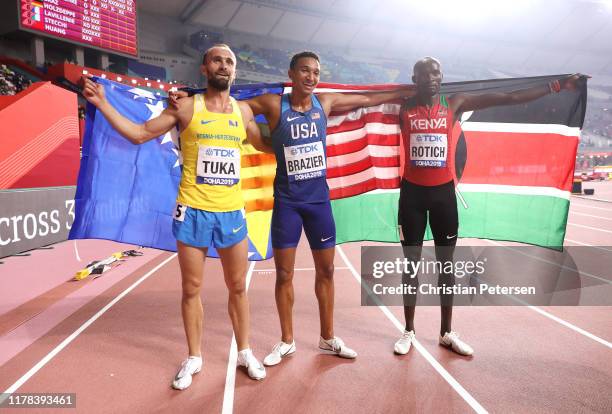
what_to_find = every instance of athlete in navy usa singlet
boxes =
[242,51,415,364]
[270,93,335,249]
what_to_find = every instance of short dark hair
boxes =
[202,43,234,64]
[413,56,441,76]
[290,51,320,70]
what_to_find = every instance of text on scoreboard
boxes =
[19,0,137,57]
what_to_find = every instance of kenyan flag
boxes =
[327,76,586,248]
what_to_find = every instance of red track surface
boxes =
[1,185,611,413]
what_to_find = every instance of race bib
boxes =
[196,145,240,186]
[409,133,448,168]
[284,141,326,182]
[174,203,187,222]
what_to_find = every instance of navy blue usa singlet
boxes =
[271,93,329,203]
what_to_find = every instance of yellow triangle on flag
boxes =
[246,209,273,259]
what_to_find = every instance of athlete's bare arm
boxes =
[82,76,192,144]
[244,93,282,131]
[317,88,415,117]
[238,100,274,154]
[449,74,586,115]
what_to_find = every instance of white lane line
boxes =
[336,245,488,414]
[570,211,612,221]
[482,240,612,347]
[526,305,612,349]
[570,202,612,212]
[0,253,178,403]
[253,266,350,272]
[567,222,612,234]
[221,260,256,414]
[73,240,81,262]
[572,196,612,204]
[484,239,610,284]
[564,239,612,253]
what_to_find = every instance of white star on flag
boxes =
[145,99,182,169]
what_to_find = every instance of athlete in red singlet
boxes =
[393,57,584,357]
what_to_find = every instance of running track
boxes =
[0,185,611,413]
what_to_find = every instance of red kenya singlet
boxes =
[400,95,456,186]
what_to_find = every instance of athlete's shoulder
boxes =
[247,93,281,114]
[400,96,418,113]
[402,95,418,107]
[250,92,281,105]
[314,92,336,105]
[236,99,255,121]
[445,93,464,112]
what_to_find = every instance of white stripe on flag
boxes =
[457,183,570,199]
[327,103,401,127]
[327,123,400,146]
[283,86,400,94]
[327,145,399,168]
[327,166,399,190]
[356,188,401,195]
[461,122,581,137]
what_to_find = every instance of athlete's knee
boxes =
[276,267,294,285]
[315,263,334,281]
[226,277,246,296]
[182,276,202,299]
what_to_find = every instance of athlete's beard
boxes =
[207,75,231,91]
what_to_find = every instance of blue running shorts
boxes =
[172,204,247,249]
[271,199,336,250]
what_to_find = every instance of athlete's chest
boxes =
[279,110,325,141]
[404,105,450,133]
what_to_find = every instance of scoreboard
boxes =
[18,0,138,57]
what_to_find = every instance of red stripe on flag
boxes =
[327,156,399,179]
[460,131,579,191]
[329,177,400,200]
[327,134,400,157]
[327,112,399,134]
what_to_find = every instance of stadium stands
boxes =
[188,29,406,84]
[0,64,32,95]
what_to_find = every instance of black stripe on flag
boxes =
[440,74,587,127]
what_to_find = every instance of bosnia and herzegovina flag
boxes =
[69,75,587,259]
[69,77,282,260]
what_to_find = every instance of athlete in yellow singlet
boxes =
[82,44,272,389]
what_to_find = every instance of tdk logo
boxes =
[207,148,236,157]
[416,135,443,142]
[290,143,320,156]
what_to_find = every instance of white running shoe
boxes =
[394,330,416,355]
[439,331,474,356]
[318,336,357,359]
[172,356,203,390]
[237,348,267,380]
[263,341,296,366]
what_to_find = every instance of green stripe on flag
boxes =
[332,191,568,248]
[458,192,568,248]
[332,192,400,244]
